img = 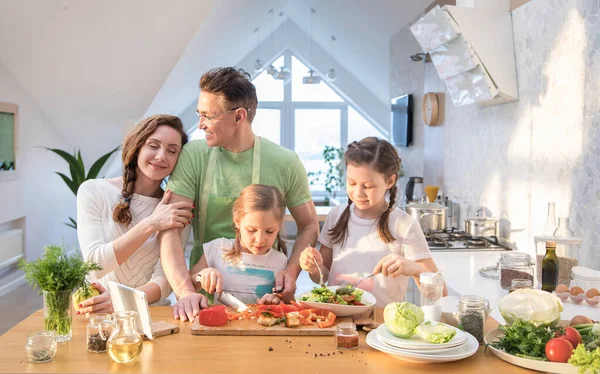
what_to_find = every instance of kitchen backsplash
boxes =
[390,0,600,269]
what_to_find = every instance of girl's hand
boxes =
[299,246,323,274]
[78,283,113,317]
[373,253,421,278]
[198,267,223,295]
[148,190,194,232]
[257,293,282,305]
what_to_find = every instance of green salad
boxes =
[300,286,368,306]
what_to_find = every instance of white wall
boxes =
[0,60,78,266]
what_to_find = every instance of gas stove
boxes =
[424,228,511,252]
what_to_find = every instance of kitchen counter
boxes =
[0,307,532,373]
[432,252,599,323]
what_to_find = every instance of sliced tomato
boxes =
[317,312,337,328]
[341,294,356,303]
[199,305,228,327]
[290,301,304,310]
[281,304,299,313]
[257,304,283,318]
[351,301,364,306]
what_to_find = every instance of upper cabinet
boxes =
[410,5,518,107]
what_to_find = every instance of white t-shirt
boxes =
[203,238,288,304]
[319,204,431,307]
[77,179,185,305]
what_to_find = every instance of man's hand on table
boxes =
[172,292,209,322]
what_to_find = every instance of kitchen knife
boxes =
[217,291,249,312]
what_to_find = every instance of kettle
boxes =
[405,177,424,203]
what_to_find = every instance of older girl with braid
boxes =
[300,137,446,307]
[189,184,289,305]
[76,114,197,315]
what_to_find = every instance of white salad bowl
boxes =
[296,286,376,317]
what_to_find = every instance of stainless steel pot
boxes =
[405,203,447,231]
[465,208,498,237]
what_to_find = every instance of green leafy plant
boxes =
[42,145,120,228]
[307,146,345,206]
[18,245,101,338]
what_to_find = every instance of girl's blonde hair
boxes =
[329,137,401,245]
[225,184,287,261]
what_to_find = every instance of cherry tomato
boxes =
[545,337,574,363]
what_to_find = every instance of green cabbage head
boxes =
[499,289,563,327]
[384,302,424,338]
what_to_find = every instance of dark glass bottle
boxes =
[542,241,559,292]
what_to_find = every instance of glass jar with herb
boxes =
[87,313,113,353]
[335,322,359,350]
[499,252,534,290]
[458,295,489,344]
[25,331,57,364]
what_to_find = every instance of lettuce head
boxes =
[384,302,424,338]
[499,288,563,327]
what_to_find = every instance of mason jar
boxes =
[499,252,534,290]
[86,313,112,353]
[458,295,490,344]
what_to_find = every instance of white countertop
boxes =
[431,251,599,324]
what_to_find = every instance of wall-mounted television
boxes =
[390,94,413,147]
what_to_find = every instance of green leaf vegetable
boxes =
[18,245,101,336]
[568,344,600,374]
[490,319,554,358]
[416,321,457,344]
[300,286,366,305]
[383,302,424,338]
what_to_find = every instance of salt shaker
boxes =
[420,272,444,322]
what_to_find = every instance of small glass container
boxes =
[420,272,444,322]
[458,295,489,344]
[86,313,113,353]
[499,252,534,289]
[25,331,57,364]
[335,322,359,350]
[107,310,143,364]
[509,278,533,293]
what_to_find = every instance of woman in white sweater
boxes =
[76,114,194,315]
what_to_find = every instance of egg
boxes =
[555,284,569,293]
[585,288,600,298]
[570,286,585,296]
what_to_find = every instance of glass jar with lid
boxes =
[458,295,490,344]
[25,331,57,363]
[499,252,534,290]
[509,278,533,293]
[420,272,444,322]
[335,322,359,350]
[86,313,113,353]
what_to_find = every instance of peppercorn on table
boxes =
[0,307,532,373]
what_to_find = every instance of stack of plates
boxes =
[366,322,479,363]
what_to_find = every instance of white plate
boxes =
[376,323,467,350]
[296,286,375,317]
[366,329,479,363]
[484,329,577,374]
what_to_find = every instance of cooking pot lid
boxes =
[405,202,447,210]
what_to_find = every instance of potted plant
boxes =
[308,146,345,206]
[18,245,101,342]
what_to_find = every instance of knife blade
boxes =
[217,291,249,312]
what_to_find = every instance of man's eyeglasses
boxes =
[195,107,247,123]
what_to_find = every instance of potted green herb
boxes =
[308,146,345,206]
[18,245,101,342]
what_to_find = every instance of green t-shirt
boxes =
[167,137,312,266]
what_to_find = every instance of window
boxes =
[188,50,387,194]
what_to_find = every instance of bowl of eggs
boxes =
[554,283,600,306]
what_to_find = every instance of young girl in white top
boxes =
[189,184,288,305]
[77,115,195,315]
[300,137,446,307]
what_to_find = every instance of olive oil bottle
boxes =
[542,241,558,292]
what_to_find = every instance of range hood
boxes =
[410,5,518,107]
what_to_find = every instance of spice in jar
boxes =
[86,313,112,353]
[88,332,109,353]
[459,311,484,343]
[458,295,489,344]
[25,331,57,364]
[499,253,534,290]
[335,322,359,350]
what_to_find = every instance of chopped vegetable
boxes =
[383,302,424,338]
[300,286,367,305]
[415,322,456,344]
[490,320,554,358]
[568,344,600,374]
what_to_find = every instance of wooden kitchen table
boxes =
[0,307,532,373]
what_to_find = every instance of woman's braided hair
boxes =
[112,114,188,226]
[329,137,402,245]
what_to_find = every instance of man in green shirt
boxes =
[159,67,319,321]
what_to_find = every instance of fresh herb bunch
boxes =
[18,245,101,337]
[491,319,555,359]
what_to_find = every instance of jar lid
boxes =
[501,252,532,266]
[337,322,357,332]
[420,272,444,285]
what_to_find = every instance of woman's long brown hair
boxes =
[329,137,402,245]
[226,184,287,262]
[112,114,188,226]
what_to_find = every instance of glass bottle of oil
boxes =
[542,241,559,292]
[107,311,143,364]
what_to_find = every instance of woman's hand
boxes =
[373,253,422,278]
[78,283,113,317]
[197,267,223,295]
[147,190,194,232]
[299,246,322,275]
[257,293,282,305]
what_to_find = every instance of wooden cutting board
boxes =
[191,316,352,336]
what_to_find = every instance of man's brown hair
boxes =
[199,67,258,123]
